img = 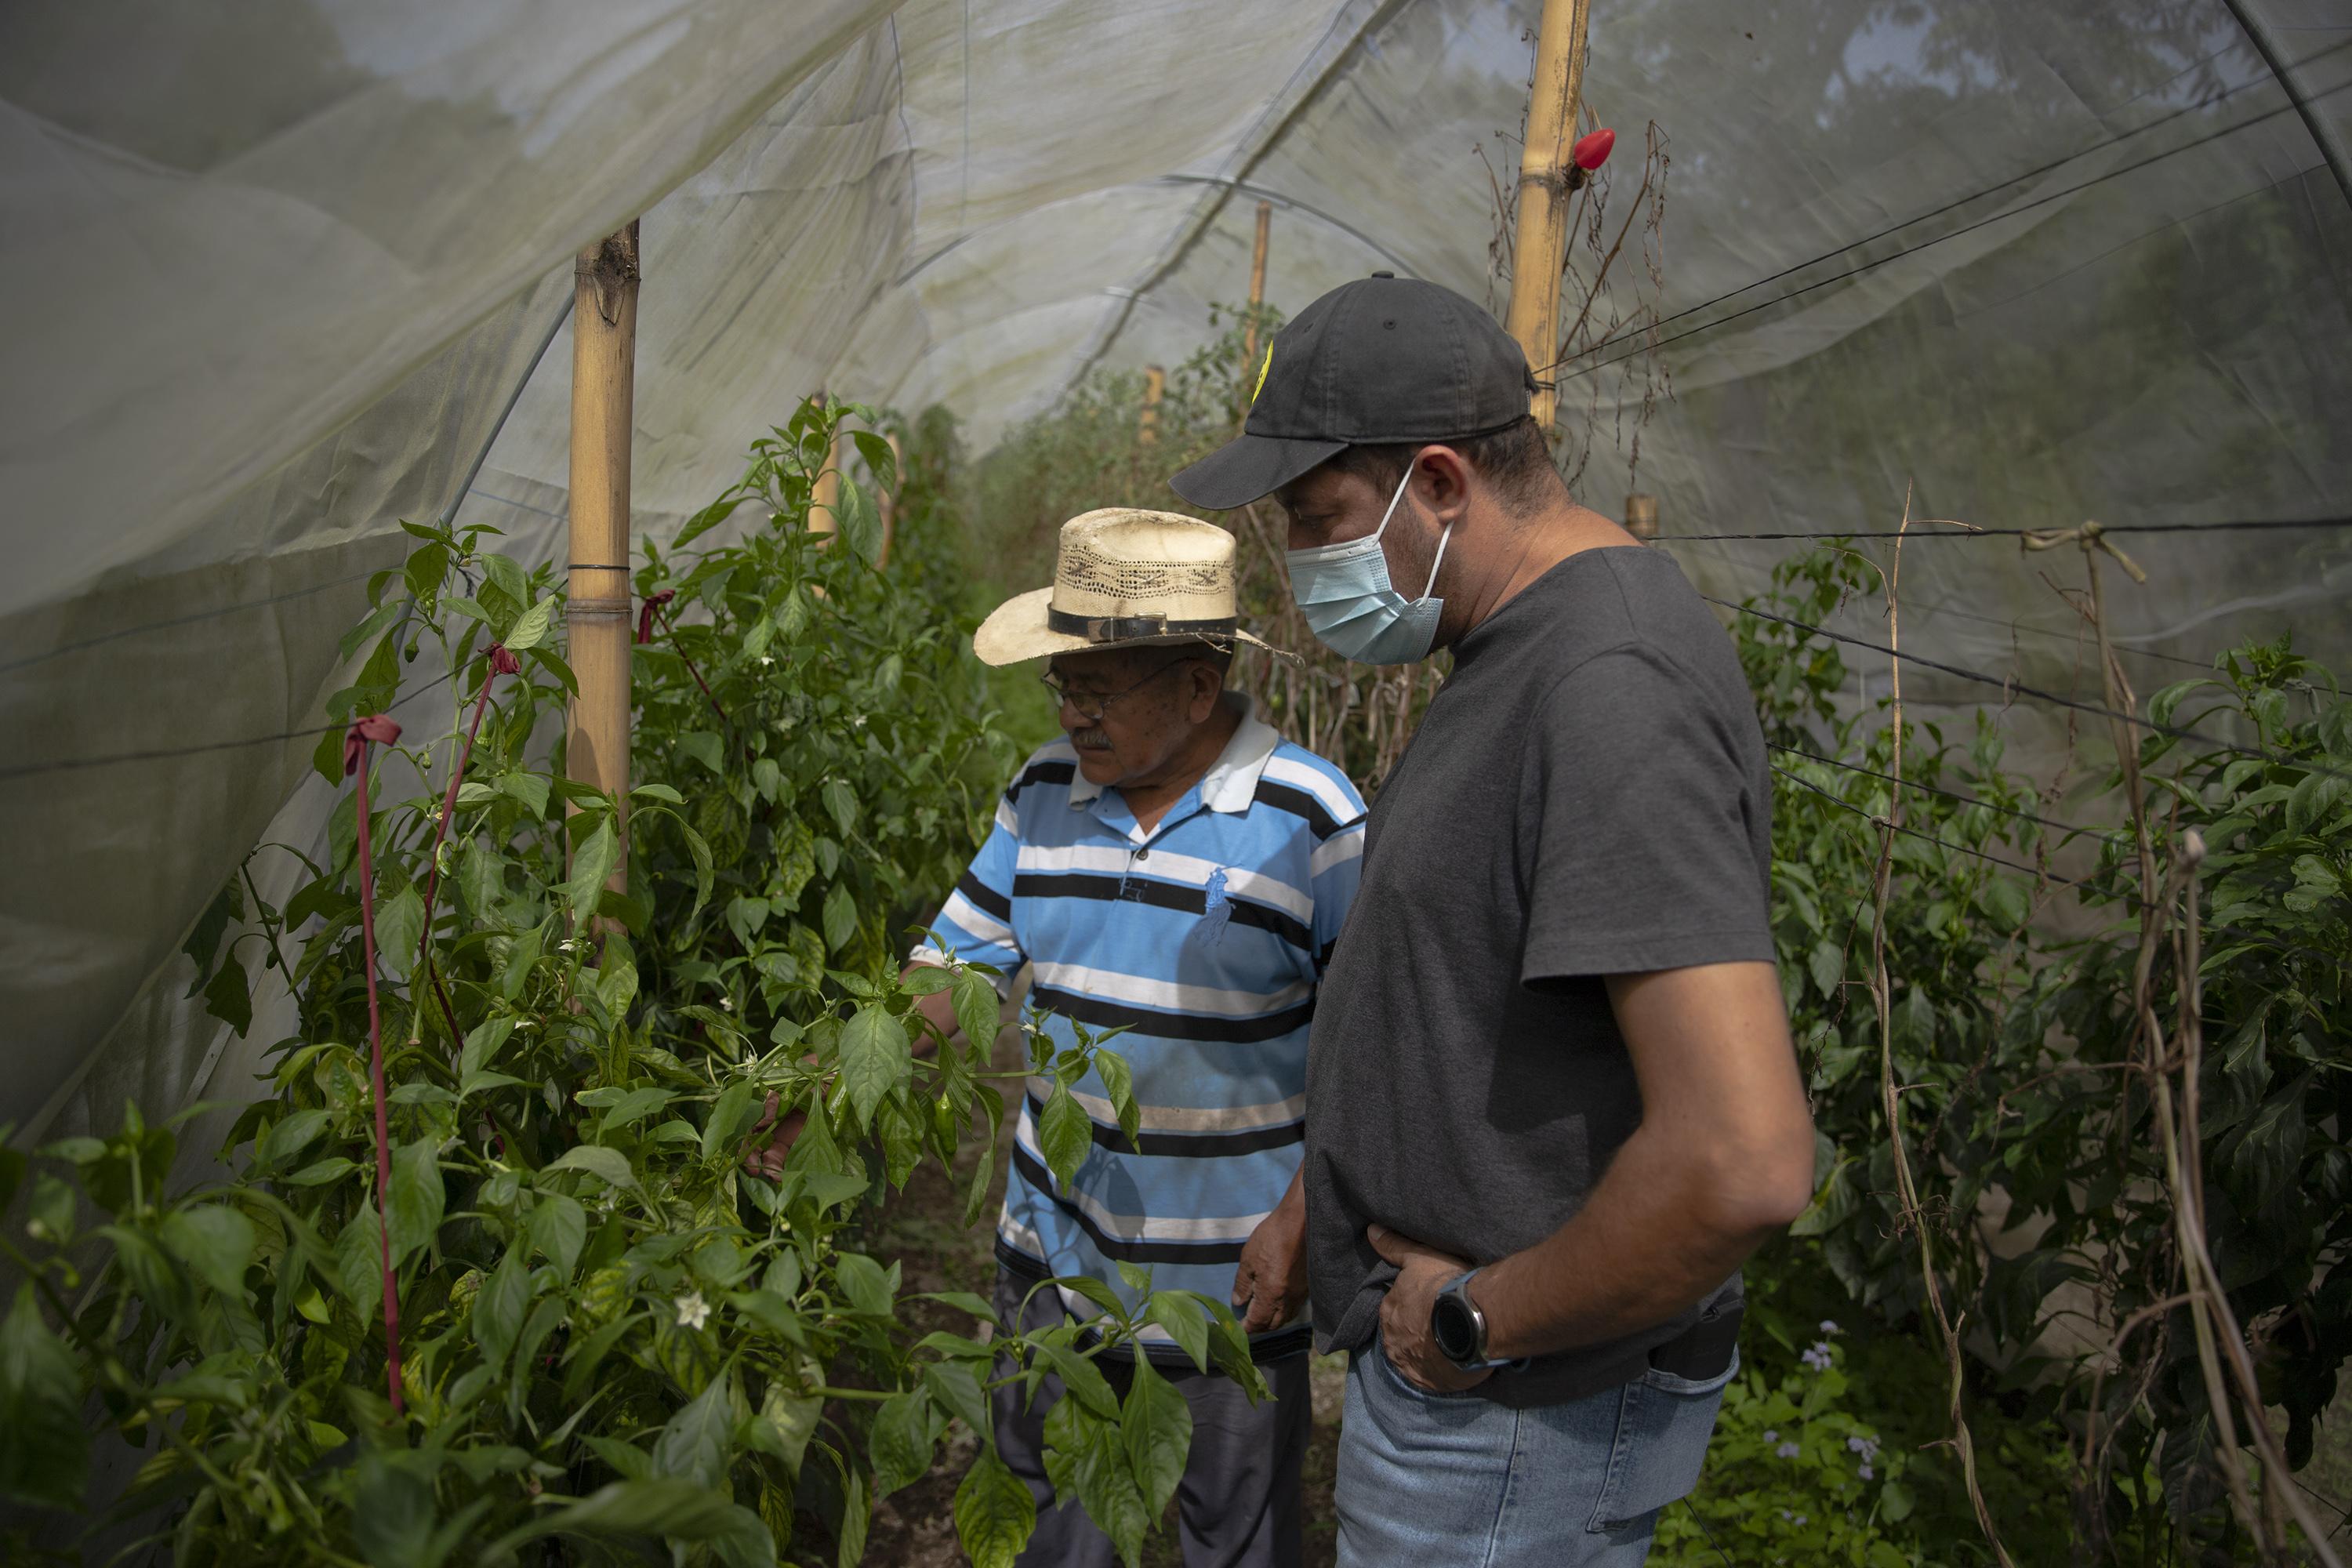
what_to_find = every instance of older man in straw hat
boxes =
[946,508,1362,1566]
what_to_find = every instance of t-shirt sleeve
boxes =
[1519,646,1773,987]
[909,792,1027,995]
[1307,791,1369,981]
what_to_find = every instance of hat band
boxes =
[1047,608,1236,644]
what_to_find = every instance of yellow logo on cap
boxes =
[1250,343,1274,406]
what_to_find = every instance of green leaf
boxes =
[954,1450,1037,1568]
[336,1203,386,1316]
[924,1359,990,1436]
[673,493,746,550]
[868,1388,938,1496]
[202,956,253,1036]
[262,1108,331,1169]
[497,771,551,819]
[822,880,858,954]
[1039,1083,1093,1189]
[821,777,859,837]
[461,1017,517,1080]
[747,1383,822,1476]
[840,1006,911,1131]
[652,1374,733,1491]
[528,1193,586,1279]
[545,1145,637,1190]
[702,1079,760,1163]
[474,1244,531,1371]
[1121,1355,1191,1520]
[837,473,884,565]
[1041,1344,1121,1421]
[1146,1291,1210,1374]
[502,595,556,652]
[0,1284,89,1510]
[953,967,1001,1050]
[159,1203,257,1300]
[1094,1048,1142,1149]
[564,818,619,926]
[376,884,424,976]
[387,1138,445,1266]
[677,731,725,777]
[833,1252,894,1318]
[484,1477,772,1566]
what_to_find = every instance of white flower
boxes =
[1763,1429,1778,1443]
[1776,1441,1800,1459]
[674,1290,710,1330]
[1819,1319,1841,1335]
[759,655,775,666]
[1801,1341,1834,1371]
[1859,1464,1874,1480]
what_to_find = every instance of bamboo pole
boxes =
[1624,492,1659,539]
[1503,0,1592,430]
[1138,365,1166,446]
[1239,199,1273,384]
[567,220,639,920]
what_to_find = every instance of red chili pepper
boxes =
[488,643,521,676]
[1571,128,1616,172]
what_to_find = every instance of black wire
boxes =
[1770,743,2128,844]
[1544,36,2352,375]
[1657,535,2220,672]
[1555,80,2349,385]
[1711,595,2352,787]
[1679,1497,1735,1566]
[1653,517,2352,543]
[1771,761,2338,966]
[0,670,456,782]
[1773,761,2107,892]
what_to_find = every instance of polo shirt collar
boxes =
[1065,695,1281,815]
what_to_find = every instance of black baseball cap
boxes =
[1169,272,1539,510]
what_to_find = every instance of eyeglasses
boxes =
[1040,658,1189,721]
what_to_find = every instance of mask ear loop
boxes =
[1421,518,1455,599]
[1368,465,1414,542]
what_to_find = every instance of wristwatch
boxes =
[1429,1269,1492,1370]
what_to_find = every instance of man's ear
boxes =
[1186,660,1224,723]
[1410,445,1475,525]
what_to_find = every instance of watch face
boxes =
[1431,1292,1476,1363]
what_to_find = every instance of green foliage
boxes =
[1,398,1257,1566]
[1730,542,2352,1557]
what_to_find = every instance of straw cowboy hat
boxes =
[972,508,1288,666]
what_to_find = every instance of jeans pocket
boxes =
[1585,1348,1737,1531]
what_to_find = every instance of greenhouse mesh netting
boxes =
[2,0,2348,1250]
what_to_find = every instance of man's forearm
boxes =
[1472,1123,1789,1362]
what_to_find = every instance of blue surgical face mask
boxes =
[1284,467,1454,665]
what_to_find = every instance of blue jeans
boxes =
[1334,1334,1734,1567]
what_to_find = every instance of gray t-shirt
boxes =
[1304,544,1774,1407]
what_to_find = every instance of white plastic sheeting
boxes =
[3,0,2348,1166]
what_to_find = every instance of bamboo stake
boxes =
[1240,199,1274,387]
[1624,492,1659,540]
[1503,0,1592,430]
[566,221,639,924]
[1138,365,1166,447]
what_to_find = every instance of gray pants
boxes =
[989,1265,1308,1568]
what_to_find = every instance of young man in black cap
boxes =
[1169,274,1817,1566]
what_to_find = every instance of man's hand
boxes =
[742,1091,806,1181]
[1368,1224,1491,1393]
[1232,1171,1308,1333]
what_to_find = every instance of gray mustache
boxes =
[1072,726,1111,748]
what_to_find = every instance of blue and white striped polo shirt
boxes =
[910,700,1365,1362]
